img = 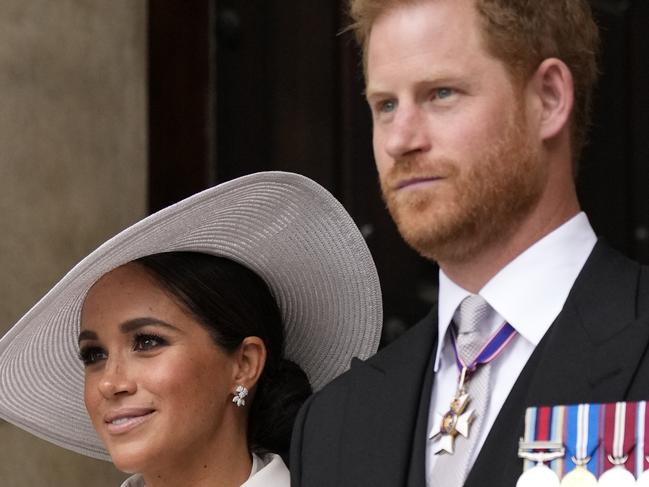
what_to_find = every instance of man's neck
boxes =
[440,199,581,293]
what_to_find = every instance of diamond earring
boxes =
[232,385,249,407]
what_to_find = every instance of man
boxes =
[290,0,649,486]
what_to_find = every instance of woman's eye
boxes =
[133,334,167,352]
[78,346,107,366]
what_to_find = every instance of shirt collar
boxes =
[435,212,597,371]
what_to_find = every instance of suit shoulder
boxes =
[308,306,438,401]
[582,240,649,316]
[365,307,437,368]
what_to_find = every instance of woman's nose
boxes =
[97,357,136,399]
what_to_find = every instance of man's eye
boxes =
[78,346,107,366]
[435,88,455,99]
[133,334,167,352]
[378,99,397,113]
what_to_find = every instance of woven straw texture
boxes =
[0,171,382,461]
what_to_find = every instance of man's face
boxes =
[366,0,547,264]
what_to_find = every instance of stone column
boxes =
[0,0,147,484]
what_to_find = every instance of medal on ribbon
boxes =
[516,406,563,487]
[517,440,564,487]
[559,403,599,487]
[430,321,517,455]
[598,402,636,486]
[430,366,475,455]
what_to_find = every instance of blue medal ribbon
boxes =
[564,403,600,477]
[449,321,517,376]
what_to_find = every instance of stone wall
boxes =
[0,1,147,484]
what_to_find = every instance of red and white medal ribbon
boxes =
[598,402,636,486]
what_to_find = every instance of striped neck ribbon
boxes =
[449,321,518,377]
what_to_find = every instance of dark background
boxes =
[148,0,649,345]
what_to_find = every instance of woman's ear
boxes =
[528,57,574,142]
[232,336,267,390]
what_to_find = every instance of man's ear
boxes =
[231,336,267,391]
[529,58,574,141]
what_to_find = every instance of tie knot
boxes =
[454,295,491,364]
[456,294,490,334]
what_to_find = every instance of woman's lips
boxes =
[104,408,156,435]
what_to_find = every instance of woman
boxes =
[0,172,382,486]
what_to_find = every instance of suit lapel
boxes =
[407,332,438,487]
[526,241,649,404]
[339,307,437,487]
[466,241,649,486]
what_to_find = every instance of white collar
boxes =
[435,212,597,371]
[241,453,289,486]
[120,453,289,487]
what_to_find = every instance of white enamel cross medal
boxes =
[430,367,476,455]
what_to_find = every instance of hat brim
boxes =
[0,171,382,460]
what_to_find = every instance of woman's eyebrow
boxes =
[78,330,98,344]
[119,317,178,334]
[78,318,179,344]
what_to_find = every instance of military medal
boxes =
[598,458,635,486]
[516,441,564,487]
[638,468,649,486]
[430,366,475,454]
[518,400,649,484]
[430,322,517,455]
[559,466,596,487]
[598,402,636,487]
[560,404,598,487]
[638,457,649,487]
[517,405,565,486]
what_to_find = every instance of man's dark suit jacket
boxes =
[290,241,649,486]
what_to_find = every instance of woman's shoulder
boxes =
[242,453,290,487]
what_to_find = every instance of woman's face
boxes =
[79,263,240,475]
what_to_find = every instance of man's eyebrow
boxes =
[78,318,179,344]
[365,88,393,104]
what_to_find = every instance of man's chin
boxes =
[389,197,484,259]
[392,216,452,259]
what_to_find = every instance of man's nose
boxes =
[384,105,432,159]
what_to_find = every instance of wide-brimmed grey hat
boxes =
[0,171,382,461]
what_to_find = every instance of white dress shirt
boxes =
[425,212,597,485]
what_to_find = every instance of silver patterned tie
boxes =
[429,294,493,487]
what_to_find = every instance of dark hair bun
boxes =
[249,358,312,455]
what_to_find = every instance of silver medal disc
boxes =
[516,464,560,487]
[559,466,597,487]
[597,465,635,487]
[637,469,649,486]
